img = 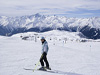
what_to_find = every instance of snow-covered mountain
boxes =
[0,13,100,39]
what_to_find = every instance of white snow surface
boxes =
[12,30,86,41]
[0,31,100,75]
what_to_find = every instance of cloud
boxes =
[0,0,100,17]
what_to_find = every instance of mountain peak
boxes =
[34,13,41,17]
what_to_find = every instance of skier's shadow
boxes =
[47,69,82,75]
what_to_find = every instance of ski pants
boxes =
[40,52,49,67]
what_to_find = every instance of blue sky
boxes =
[0,0,100,17]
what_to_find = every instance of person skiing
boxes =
[40,37,51,70]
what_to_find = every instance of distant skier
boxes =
[40,37,51,70]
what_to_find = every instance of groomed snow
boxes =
[0,32,100,75]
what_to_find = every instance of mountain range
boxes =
[0,13,100,39]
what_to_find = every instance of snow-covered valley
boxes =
[0,30,100,75]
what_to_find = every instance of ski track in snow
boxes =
[0,36,100,75]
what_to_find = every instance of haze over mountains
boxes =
[0,13,100,39]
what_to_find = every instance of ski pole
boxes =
[33,61,40,72]
[33,54,44,72]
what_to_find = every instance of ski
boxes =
[24,68,59,73]
[23,68,47,71]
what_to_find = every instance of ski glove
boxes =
[40,52,47,59]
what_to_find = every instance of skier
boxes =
[39,37,51,70]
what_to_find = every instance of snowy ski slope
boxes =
[0,31,100,75]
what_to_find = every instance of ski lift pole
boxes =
[90,45,91,52]
[34,34,38,42]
